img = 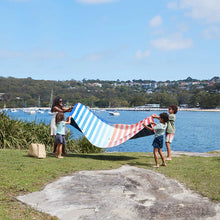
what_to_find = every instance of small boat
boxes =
[109,111,120,116]
[11,109,18,113]
[37,110,44,114]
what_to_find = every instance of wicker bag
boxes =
[28,143,46,159]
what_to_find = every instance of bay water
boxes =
[6,109,220,153]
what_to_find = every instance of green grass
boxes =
[0,149,219,219]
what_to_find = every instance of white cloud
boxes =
[180,0,220,23]
[167,1,179,10]
[0,49,23,59]
[31,50,66,60]
[134,50,150,59]
[84,52,103,61]
[76,0,118,4]
[151,33,193,51]
[202,26,220,39]
[149,15,163,27]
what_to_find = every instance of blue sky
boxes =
[0,0,220,81]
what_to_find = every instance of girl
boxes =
[54,112,72,159]
[143,113,169,168]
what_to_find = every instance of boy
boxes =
[143,113,169,168]
[165,104,178,160]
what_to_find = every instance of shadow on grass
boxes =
[127,162,154,168]
[23,152,138,161]
[68,154,138,161]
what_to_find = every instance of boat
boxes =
[109,111,120,116]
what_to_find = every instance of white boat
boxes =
[27,110,36,115]
[11,109,18,113]
[37,110,44,114]
[109,111,120,116]
[23,108,36,115]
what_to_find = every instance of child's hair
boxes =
[55,112,65,125]
[169,104,178,114]
[159,112,169,123]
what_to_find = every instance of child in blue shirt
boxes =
[143,112,169,168]
[55,112,72,159]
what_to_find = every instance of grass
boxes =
[0,149,219,219]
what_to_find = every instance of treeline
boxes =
[0,76,220,109]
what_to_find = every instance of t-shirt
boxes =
[166,114,175,134]
[56,121,66,135]
[154,123,167,138]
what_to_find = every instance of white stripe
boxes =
[71,104,81,118]
[110,124,121,146]
[90,120,101,143]
[99,124,114,148]
[75,106,85,123]
[78,108,89,128]
[82,112,93,133]
[86,116,98,138]
[93,122,106,146]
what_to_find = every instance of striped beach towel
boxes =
[69,103,155,148]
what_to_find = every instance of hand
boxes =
[152,114,158,118]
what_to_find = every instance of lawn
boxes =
[0,149,219,219]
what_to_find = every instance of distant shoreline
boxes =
[2,107,220,112]
[93,107,220,112]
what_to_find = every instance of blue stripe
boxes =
[87,117,99,140]
[73,103,83,120]
[84,114,96,136]
[76,106,87,125]
[81,110,92,131]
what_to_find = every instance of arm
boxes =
[143,122,155,132]
[152,114,159,119]
[53,105,74,113]
[65,116,72,124]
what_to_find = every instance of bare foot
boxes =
[166,158,172,161]
[153,165,159,168]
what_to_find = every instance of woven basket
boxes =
[28,143,46,159]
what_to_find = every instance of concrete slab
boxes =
[17,165,220,220]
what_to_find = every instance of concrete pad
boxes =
[17,165,220,220]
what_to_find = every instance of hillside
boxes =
[0,76,219,109]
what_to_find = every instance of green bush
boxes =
[0,112,105,153]
[71,135,105,153]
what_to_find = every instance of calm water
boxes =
[5,109,220,153]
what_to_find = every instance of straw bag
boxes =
[28,143,46,159]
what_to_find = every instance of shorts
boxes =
[152,135,163,149]
[55,134,66,145]
[165,133,175,143]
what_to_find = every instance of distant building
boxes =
[145,104,160,108]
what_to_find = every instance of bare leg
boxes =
[56,143,63,158]
[153,148,159,168]
[62,144,67,155]
[53,143,57,154]
[158,148,166,166]
[166,142,172,160]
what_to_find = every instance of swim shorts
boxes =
[152,135,163,149]
[165,133,175,143]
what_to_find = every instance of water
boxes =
[5,109,220,153]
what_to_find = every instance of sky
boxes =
[0,0,220,81]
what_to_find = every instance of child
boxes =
[165,104,178,160]
[54,112,72,159]
[143,112,169,168]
